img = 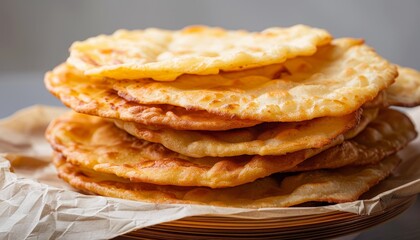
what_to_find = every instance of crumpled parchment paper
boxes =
[0,105,419,239]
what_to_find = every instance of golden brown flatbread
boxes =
[114,109,363,157]
[67,25,331,81]
[387,66,420,107]
[45,64,261,130]
[46,111,348,188]
[54,153,401,208]
[288,108,417,171]
[113,38,397,122]
[45,108,385,188]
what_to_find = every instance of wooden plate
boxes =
[115,195,416,240]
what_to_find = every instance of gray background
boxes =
[1,0,420,73]
[0,1,419,239]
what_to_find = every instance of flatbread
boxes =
[54,153,401,208]
[114,38,397,122]
[45,64,261,130]
[114,109,364,157]
[387,66,420,107]
[67,25,332,81]
[288,108,416,172]
[46,110,370,188]
[362,91,387,109]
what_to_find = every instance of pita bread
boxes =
[67,25,331,81]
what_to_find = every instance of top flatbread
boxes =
[114,38,397,122]
[67,25,332,81]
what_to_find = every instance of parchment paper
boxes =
[0,105,419,239]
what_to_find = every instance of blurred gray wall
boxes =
[1,0,420,73]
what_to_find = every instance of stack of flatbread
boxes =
[44,25,420,208]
